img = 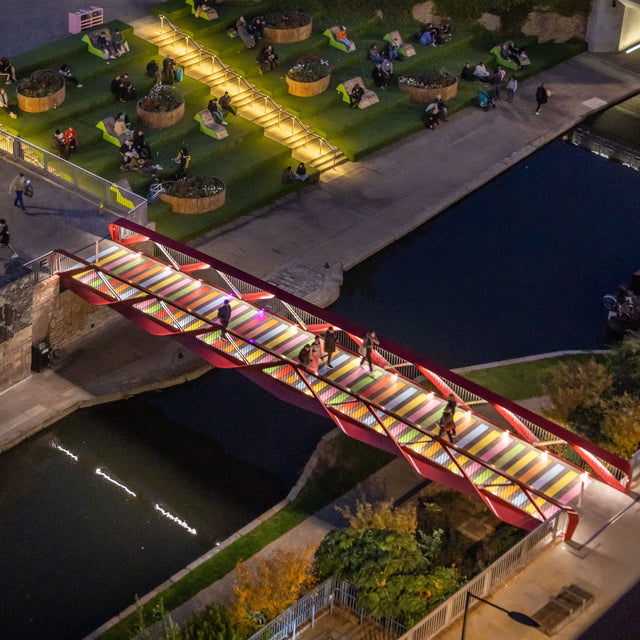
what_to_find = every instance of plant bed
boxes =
[264,12,312,43]
[286,55,330,97]
[17,69,65,113]
[398,71,458,103]
[161,176,226,214]
[136,84,185,129]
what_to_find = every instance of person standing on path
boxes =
[506,76,518,103]
[535,84,549,115]
[310,336,322,374]
[323,326,337,368]
[0,219,18,258]
[10,172,27,212]
[217,299,232,333]
[438,393,458,443]
[359,331,380,374]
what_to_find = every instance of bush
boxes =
[398,71,457,89]
[179,603,244,640]
[138,84,184,112]
[287,55,330,82]
[164,176,225,198]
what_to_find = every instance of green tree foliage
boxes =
[314,528,460,625]
[178,604,244,640]
[544,334,640,457]
[608,332,640,396]
[336,500,417,535]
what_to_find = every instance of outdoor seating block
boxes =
[82,28,130,60]
[336,77,379,109]
[384,31,415,57]
[324,27,356,53]
[185,0,219,21]
[96,117,132,146]
[490,43,530,70]
[195,110,228,140]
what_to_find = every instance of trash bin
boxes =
[31,342,50,372]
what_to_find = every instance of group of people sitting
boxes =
[119,119,156,171]
[416,22,452,47]
[282,162,308,183]
[207,91,235,125]
[95,29,127,59]
[110,73,135,102]
[53,127,79,156]
[235,15,265,49]
[499,41,528,69]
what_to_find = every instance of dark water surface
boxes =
[0,371,333,640]
[2,140,640,640]
[331,141,640,368]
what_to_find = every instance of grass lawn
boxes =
[99,434,393,640]
[0,3,586,242]
[461,352,608,400]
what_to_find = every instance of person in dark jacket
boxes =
[535,84,549,115]
[372,63,386,89]
[438,393,458,443]
[359,331,379,373]
[298,343,311,366]
[349,83,365,108]
[323,326,337,367]
[217,299,232,333]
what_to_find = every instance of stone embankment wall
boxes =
[0,273,114,393]
[412,1,588,42]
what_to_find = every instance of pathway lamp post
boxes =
[461,592,539,639]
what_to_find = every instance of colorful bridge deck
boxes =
[54,219,632,540]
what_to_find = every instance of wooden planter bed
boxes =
[399,79,458,103]
[18,84,66,113]
[161,185,226,214]
[136,101,185,129]
[264,16,312,43]
[286,74,330,97]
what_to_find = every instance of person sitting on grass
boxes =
[295,162,308,181]
[424,102,441,129]
[386,41,403,62]
[219,91,236,117]
[369,44,385,64]
[96,31,116,59]
[59,64,83,88]
[460,62,475,81]
[132,130,151,159]
[0,57,17,83]
[349,83,364,109]
[53,129,66,155]
[64,126,78,152]
[120,140,140,170]
[473,61,490,81]
[111,29,126,56]
[371,63,386,89]
[257,44,278,74]
[207,97,227,125]
[282,166,296,184]
[0,88,17,118]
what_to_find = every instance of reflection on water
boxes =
[331,141,640,368]
[0,369,332,640]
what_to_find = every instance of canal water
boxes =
[2,139,640,640]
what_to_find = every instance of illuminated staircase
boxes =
[131,15,347,172]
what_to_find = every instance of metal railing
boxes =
[0,129,147,224]
[396,511,568,640]
[247,580,406,640]
[155,15,343,169]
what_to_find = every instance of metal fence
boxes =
[247,580,406,640]
[396,511,568,640]
[0,129,147,224]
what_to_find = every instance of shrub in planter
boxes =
[137,84,185,128]
[264,11,312,42]
[286,55,330,96]
[164,176,225,198]
[398,70,458,102]
[17,69,66,112]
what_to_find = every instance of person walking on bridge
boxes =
[10,172,27,213]
[359,331,379,374]
[217,299,231,333]
[323,326,337,368]
[438,394,458,443]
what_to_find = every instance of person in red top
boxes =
[64,127,78,152]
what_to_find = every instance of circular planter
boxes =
[17,83,65,113]
[264,15,312,43]
[399,78,458,103]
[161,185,226,214]
[286,74,330,97]
[136,101,185,129]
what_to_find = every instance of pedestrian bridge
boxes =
[52,218,631,540]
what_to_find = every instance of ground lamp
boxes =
[461,592,539,639]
